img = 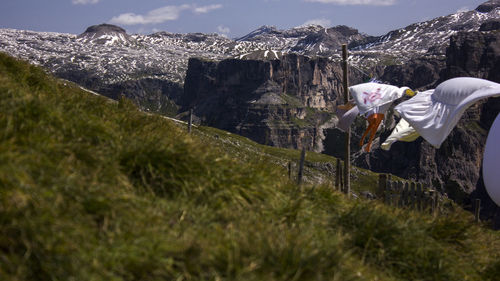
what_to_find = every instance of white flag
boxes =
[349,82,411,115]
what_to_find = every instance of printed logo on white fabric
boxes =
[363,88,382,105]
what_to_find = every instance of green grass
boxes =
[194,125,381,194]
[1,52,500,280]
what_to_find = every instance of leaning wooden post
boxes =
[297,147,306,185]
[342,44,351,197]
[474,199,481,223]
[188,108,193,134]
[339,161,344,191]
[288,161,292,180]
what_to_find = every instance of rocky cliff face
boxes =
[182,54,364,151]
[291,25,371,56]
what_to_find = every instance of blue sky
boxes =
[0,0,489,37]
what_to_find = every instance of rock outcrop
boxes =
[77,23,133,45]
[182,54,364,151]
[291,25,369,56]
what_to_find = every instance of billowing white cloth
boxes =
[350,82,410,115]
[336,105,359,132]
[381,118,420,150]
[395,77,500,148]
[483,113,500,207]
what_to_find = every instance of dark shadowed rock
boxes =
[380,58,445,91]
[479,20,500,31]
[443,31,500,82]
[80,24,127,35]
[476,0,500,13]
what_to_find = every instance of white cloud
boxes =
[72,0,99,4]
[456,6,469,13]
[109,4,223,26]
[305,0,397,6]
[217,25,230,34]
[193,4,223,14]
[302,18,332,27]
[110,5,190,25]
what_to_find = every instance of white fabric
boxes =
[483,113,500,207]
[337,105,359,132]
[365,102,392,118]
[349,82,410,115]
[395,77,500,148]
[381,118,420,150]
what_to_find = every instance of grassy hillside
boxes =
[1,52,499,280]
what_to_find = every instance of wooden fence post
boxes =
[297,147,306,185]
[188,108,193,133]
[429,190,436,214]
[378,174,387,200]
[335,159,341,191]
[403,182,409,207]
[434,191,439,215]
[397,181,404,207]
[409,182,415,209]
[391,181,398,206]
[416,183,423,211]
[339,161,344,192]
[288,161,292,180]
[385,177,392,205]
[385,178,391,205]
[342,44,351,198]
[474,199,481,223]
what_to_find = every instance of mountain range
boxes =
[0,1,498,110]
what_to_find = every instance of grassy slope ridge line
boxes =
[0,52,499,280]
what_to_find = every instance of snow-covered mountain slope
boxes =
[0,2,498,90]
[351,3,500,65]
[292,25,372,56]
[235,24,326,52]
[0,25,237,85]
[234,2,499,65]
